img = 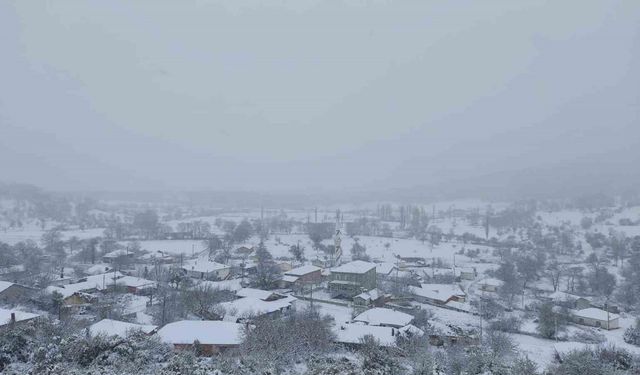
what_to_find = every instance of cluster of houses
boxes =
[0,241,627,359]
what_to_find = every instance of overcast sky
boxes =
[1,0,638,195]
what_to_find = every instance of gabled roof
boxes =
[236,288,279,301]
[157,320,244,345]
[375,263,397,275]
[410,284,465,303]
[45,271,124,298]
[281,275,299,283]
[183,259,230,273]
[0,281,15,293]
[88,319,157,338]
[353,308,413,327]
[354,288,381,302]
[331,260,376,274]
[335,323,405,347]
[0,308,39,326]
[285,265,321,276]
[574,308,619,321]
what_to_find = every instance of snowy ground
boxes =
[0,227,105,245]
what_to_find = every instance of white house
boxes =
[88,319,157,338]
[156,320,244,355]
[573,308,619,330]
[0,308,40,328]
[182,259,231,281]
[410,284,466,305]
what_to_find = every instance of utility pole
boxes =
[479,292,483,342]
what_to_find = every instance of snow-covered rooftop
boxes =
[410,284,465,303]
[547,291,577,302]
[183,259,230,273]
[479,278,503,287]
[85,264,112,275]
[88,319,157,338]
[281,275,299,283]
[0,308,39,326]
[157,320,244,346]
[45,272,124,298]
[102,249,132,258]
[219,295,296,320]
[353,308,413,327]
[236,288,280,301]
[574,308,619,321]
[0,281,15,293]
[116,276,157,289]
[285,264,321,276]
[331,260,376,274]
[375,262,397,275]
[335,323,399,346]
[196,279,243,292]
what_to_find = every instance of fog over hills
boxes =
[1,0,638,198]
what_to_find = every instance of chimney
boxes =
[10,312,16,324]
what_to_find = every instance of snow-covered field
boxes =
[0,227,105,245]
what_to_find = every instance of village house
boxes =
[410,284,466,305]
[353,288,386,307]
[157,320,244,355]
[353,307,414,328]
[477,278,503,292]
[115,276,157,294]
[328,260,377,298]
[458,267,477,280]
[280,264,322,289]
[0,308,40,329]
[573,308,620,330]
[233,246,254,259]
[0,281,35,304]
[102,249,135,264]
[88,319,157,338]
[395,256,427,267]
[84,264,113,275]
[195,278,244,293]
[335,322,423,348]
[428,320,479,346]
[218,288,296,322]
[182,259,231,281]
[45,271,124,305]
[47,273,74,287]
[236,287,284,301]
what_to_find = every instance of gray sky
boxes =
[1,0,639,194]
